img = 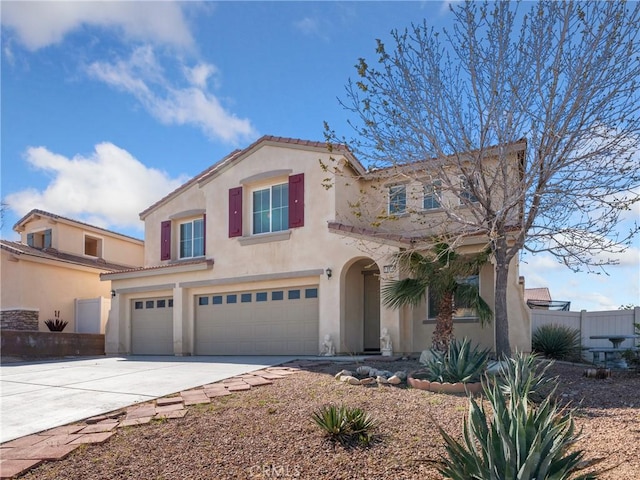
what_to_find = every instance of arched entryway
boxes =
[342,258,380,354]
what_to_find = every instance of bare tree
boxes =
[325,1,640,356]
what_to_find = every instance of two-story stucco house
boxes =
[0,210,144,334]
[102,135,531,357]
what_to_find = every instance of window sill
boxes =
[238,230,291,246]
[170,256,206,264]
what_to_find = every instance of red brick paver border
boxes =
[0,364,302,479]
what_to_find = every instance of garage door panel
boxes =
[131,298,173,355]
[195,286,318,355]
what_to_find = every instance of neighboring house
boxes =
[102,135,531,356]
[525,287,571,311]
[0,210,144,333]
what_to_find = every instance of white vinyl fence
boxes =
[531,307,640,361]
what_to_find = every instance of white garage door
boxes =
[131,297,173,355]
[195,286,319,355]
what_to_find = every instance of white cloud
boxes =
[1,1,194,50]
[5,143,187,233]
[86,46,257,145]
[185,63,218,89]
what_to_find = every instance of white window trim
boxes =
[251,182,289,235]
[459,175,480,204]
[388,184,407,215]
[179,218,205,259]
[423,179,443,210]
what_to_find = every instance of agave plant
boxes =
[438,353,598,480]
[494,352,555,403]
[311,404,377,447]
[422,338,490,384]
[44,311,68,332]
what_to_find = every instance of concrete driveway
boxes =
[0,355,296,443]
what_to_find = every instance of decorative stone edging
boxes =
[334,365,408,386]
[407,371,482,394]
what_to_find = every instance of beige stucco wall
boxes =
[107,140,530,356]
[1,251,113,332]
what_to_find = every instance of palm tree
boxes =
[381,242,492,352]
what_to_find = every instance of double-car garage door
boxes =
[195,286,319,355]
[131,286,319,355]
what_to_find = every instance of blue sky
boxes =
[1,1,638,311]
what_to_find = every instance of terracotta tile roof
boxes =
[100,258,214,278]
[524,287,552,302]
[0,240,135,272]
[139,135,362,219]
[13,209,143,242]
[328,222,419,245]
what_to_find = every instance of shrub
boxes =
[422,338,490,383]
[44,310,68,332]
[438,353,598,480]
[532,324,582,360]
[311,404,377,447]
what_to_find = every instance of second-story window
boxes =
[179,218,204,258]
[423,180,442,210]
[253,183,289,234]
[388,185,407,215]
[460,175,479,204]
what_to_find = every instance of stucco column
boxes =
[104,294,120,354]
[172,286,187,356]
[319,271,340,355]
[380,304,401,354]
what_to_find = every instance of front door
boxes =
[363,272,380,351]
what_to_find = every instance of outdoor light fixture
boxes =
[326,268,332,279]
[110,289,116,298]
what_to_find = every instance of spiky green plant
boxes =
[311,404,377,447]
[494,352,555,402]
[532,324,582,360]
[44,319,68,332]
[438,353,598,480]
[423,337,490,383]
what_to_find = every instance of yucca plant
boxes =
[311,404,377,447]
[532,324,582,360]
[438,353,598,480]
[423,338,490,383]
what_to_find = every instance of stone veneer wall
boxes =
[1,331,105,358]
[0,309,39,331]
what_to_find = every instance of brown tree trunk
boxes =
[494,246,512,358]
[432,290,455,352]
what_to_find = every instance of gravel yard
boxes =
[20,359,640,480]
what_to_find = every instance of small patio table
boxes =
[589,335,639,369]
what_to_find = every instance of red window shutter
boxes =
[229,186,243,237]
[289,173,304,228]
[160,220,171,260]
[202,213,206,255]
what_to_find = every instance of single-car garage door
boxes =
[131,297,173,355]
[195,286,319,355]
